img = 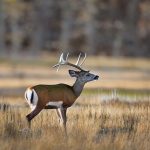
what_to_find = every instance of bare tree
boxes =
[85,0,97,54]
[60,1,74,52]
[124,0,140,56]
[0,0,5,56]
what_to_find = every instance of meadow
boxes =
[0,55,149,150]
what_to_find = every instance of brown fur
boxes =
[31,83,77,109]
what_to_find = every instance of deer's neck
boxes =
[72,79,85,97]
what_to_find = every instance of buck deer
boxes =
[25,53,99,135]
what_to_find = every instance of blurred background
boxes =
[0,0,150,99]
[0,0,150,57]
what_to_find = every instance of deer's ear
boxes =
[69,70,79,77]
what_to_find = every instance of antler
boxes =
[53,53,87,72]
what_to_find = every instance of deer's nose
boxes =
[94,75,99,80]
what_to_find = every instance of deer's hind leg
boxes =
[26,106,43,128]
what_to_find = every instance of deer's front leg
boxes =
[56,107,67,136]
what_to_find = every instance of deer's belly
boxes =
[46,101,63,107]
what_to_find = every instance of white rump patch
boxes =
[46,101,63,108]
[25,88,38,111]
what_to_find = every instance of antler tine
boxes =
[76,53,86,66]
[75,53,87,66]
[67,52,86,71]
[53,53,63,68]
[53,53,69,71]
[75,53,81,65]
[60,52,69,64]
[79,53,86,66]
[59,53,64,63]
[66,52,69,61]
[59,53,65,64]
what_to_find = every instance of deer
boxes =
[24,53,99,135]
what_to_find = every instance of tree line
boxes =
[0,0,149,57]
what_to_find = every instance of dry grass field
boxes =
[0,55,150,150]
[0,96,149,150]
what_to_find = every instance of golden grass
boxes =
[0,55,149,149]
[0,95,149,150]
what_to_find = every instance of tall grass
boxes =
[0,95,149,150]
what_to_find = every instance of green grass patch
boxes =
[83,88,150,98]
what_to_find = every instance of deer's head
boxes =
[69,70,99,84]
[53,53,99,84]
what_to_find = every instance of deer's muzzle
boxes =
[94,75,99,80]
